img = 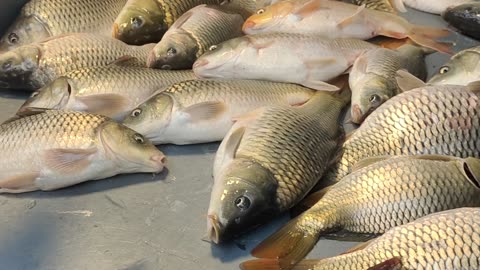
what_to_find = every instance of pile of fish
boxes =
[0,0,479,269]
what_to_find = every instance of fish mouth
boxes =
[193,59,209,70]
[351,104,365,124]
[146,50,159,68]
[207,214,222,244]
[242,20,256,32]
[149,153,166,172]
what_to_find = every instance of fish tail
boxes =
[240,259,321,270]
[251,215,327,268]
[407,25,453,54]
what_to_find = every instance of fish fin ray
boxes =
[182,101,226,122]
[44,148,97,174]
[77,94,129,118]
[338,5,367,29]
[293,0,324,19]
[0,173,39,193]
[4,107,49,125]
[395,69,426,92]
[384,25,452,54]
[302,80,339,91]
[170,8,195,29]
[368,257,403,270]
[323,230,379,242]
[389,0,407,13]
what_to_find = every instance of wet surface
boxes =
[0,1,478,269]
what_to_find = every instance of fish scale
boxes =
[326,85,480,183]
[249,156,480,267]
[352,0,396,13]
[24,0,127,36]
[313,208,480,269]
[158,0,222,27]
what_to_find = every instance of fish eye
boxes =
[439,66,450,74]
[133,133,145,144]
[234,196,251,210]
[8,33,18,44]
[167,47,177,55]
[131,108,142,117]
[131,16,144,28]
[369,94,381,104]
[256,8,265,14]
[209,45,218,51]
[30,92,40,98]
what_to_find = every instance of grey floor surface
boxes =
[0,1,479,270]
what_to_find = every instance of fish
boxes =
[242,0,452,54]
[112,0,224,45]
[248,155,480,268]
[443,3,480,40]
[222,0,276,15]
[0,0,128,52]
[402,0,475,14]
[122,79,317,145]
[349,44,429,123]
[17,65,196,121]
[207,86,350,243]
[147,5,244,70]
[193,33,377,91]
[241,207,480,270]
[0,110,165,193]
[325,75,480,184]
[428,46,480,86]
[0,33,155,90]
[351,0,407,13]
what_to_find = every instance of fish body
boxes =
[147,5,244,70]
[443,3,480,40]
[193,33,377,90]
[242,0,452,54]
[349,44,428,123]
[113,0,223,45]
[429,46,480,86]
[352,0,406,13]
[223,0,276,15]
[326,84,480,183]
[242,208,480,270]
[250,155,480,266]
[0,0,128,51]
[0,33,155,90]
[0,110,165,193]
[122,79,316,144]
[207,88,350,243]
[18,66,196,121]
[402,0,474,14]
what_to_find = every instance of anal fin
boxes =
[0,173,39,193]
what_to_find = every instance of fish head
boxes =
[18,77,72,113]
[351,76,394,124]
[0,15,50,52]
[192,38,245,78]
[429,51,480,86]
[0,44,41,89]
[242,1,294,34]
[98,121,166,173]
[207,159,278,243]
[112,0,167,45]
[147,32,197,69]
[123,94,174,142]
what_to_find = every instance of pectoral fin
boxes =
[293,0,324,19]
[338,5,367,29]
[44,148,97,174]
[182,101,226,122]
[395,69,426,92]
[77,94,128,118]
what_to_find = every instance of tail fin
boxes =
[407,25,453,54]
[251,216,323,268]
[240,259,320,270]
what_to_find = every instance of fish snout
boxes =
[351,104,365,124]
[207,214,222,244]
[146,50,159,68]
[193,59,209,70]
[242,20,256,32]
[150,153,166,172]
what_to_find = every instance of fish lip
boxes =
[193,59,209,70]
[150,153,166,172]
[351,104,365,124]
[242,20,256,33]
[207,214,222,244]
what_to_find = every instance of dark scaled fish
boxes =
[443,2,480,41]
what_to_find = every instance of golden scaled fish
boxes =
[0,33,155,90]
[122,79,316,145]
[242,0,452,54]
[0,110,165,193]
[147,5,244,70]
[207,84,350,243]
[352,0,406,13]
[242,207,480,270]
[18,66,195,121]
[0,0,128,51]
[248,155,480,268]
[326,74,480,183]
[112,0,224,45]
